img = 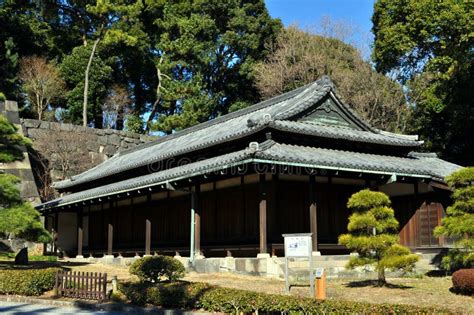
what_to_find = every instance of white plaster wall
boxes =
[378,182,433,197]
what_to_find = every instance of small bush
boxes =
[129,255,185,283]
[0,92,6,102]
[452,268,474,295]
[0,267,60,295]
[120,281,448,314]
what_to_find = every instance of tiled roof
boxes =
[39,140,460,210]
[54,76,422,190]
[270,120,421,147]
[256,142,461,180]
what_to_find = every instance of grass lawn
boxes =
[0,252,57,262]
[184,272,473,314]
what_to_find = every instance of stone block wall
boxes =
[2,100,156,201]
[21,118,155,161]
[0,101,40,202]
[20,118,156,189]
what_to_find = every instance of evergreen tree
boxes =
[339,189,419,285]
[434,167,474,270]
[0,115,50,242]
[372,0,473,165]
[60,45,113,127]
[144,0,282,133]
[0,1,61,105]
[0,114,31,163]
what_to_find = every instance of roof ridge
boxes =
[117,79,325,157]
[269,142,418,160]
[270,120,421,147]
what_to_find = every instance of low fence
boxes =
[55,271,107,301]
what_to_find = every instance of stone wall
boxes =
[21,118,155,161]
[20,118,156,193]
[2,100,156,201]
[0,101,40,202]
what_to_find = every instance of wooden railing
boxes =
[55,271,107,301]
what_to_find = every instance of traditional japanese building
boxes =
[37,76,462,259]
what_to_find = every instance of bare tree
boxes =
[19,56,66,121]
[102,84,131,129]
[255,23,410,133]
[29,149,56,201]
[32,125,97,183]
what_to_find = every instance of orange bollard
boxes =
[315,271,326,300]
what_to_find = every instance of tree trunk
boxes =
[83,38,100,127]
[145,56,167,132]
[377,267,386,286]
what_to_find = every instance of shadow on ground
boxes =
[0,260,90,270]
[345,279,413,289]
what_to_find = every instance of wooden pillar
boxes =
[414,182,419,248]
[194,185,201,256]
[77,209,83,257]
[145,219,151,255]
[259,174,267,254]
[309,174,318,251]
[107,223,113,255]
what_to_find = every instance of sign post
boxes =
[282,233,313,295]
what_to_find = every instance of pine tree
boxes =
[338,189,419,285]
[0,114,31,162]
[0,115,50,242]
[434,167,474,270]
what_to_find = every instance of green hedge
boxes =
[0,268,60,296]
[120,281,450,314]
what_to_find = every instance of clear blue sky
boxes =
[265,0,375,54]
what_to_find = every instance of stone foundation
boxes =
[64,253,441,279]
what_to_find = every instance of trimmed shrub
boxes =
[452,268,474,295]
[120,281,449,314]
[129,255,185,283]
[0,92,5,102]
[120,281,209,308]
[0,267,60,295]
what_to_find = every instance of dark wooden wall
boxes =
[86,179,360,253]
[88,196,192,252]
[85,180,449,254]
[392,193,448,248]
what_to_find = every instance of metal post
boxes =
[259,174,267,254]
[77,209,83,257]
[145,219,151,255]
[190,192,196,262]
[194,184,201,256]
[309,174,318,252]
[309,249,314,296]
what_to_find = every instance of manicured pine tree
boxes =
[0,115,50,243]
[338,189,419,285]
[434,167,474,270]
